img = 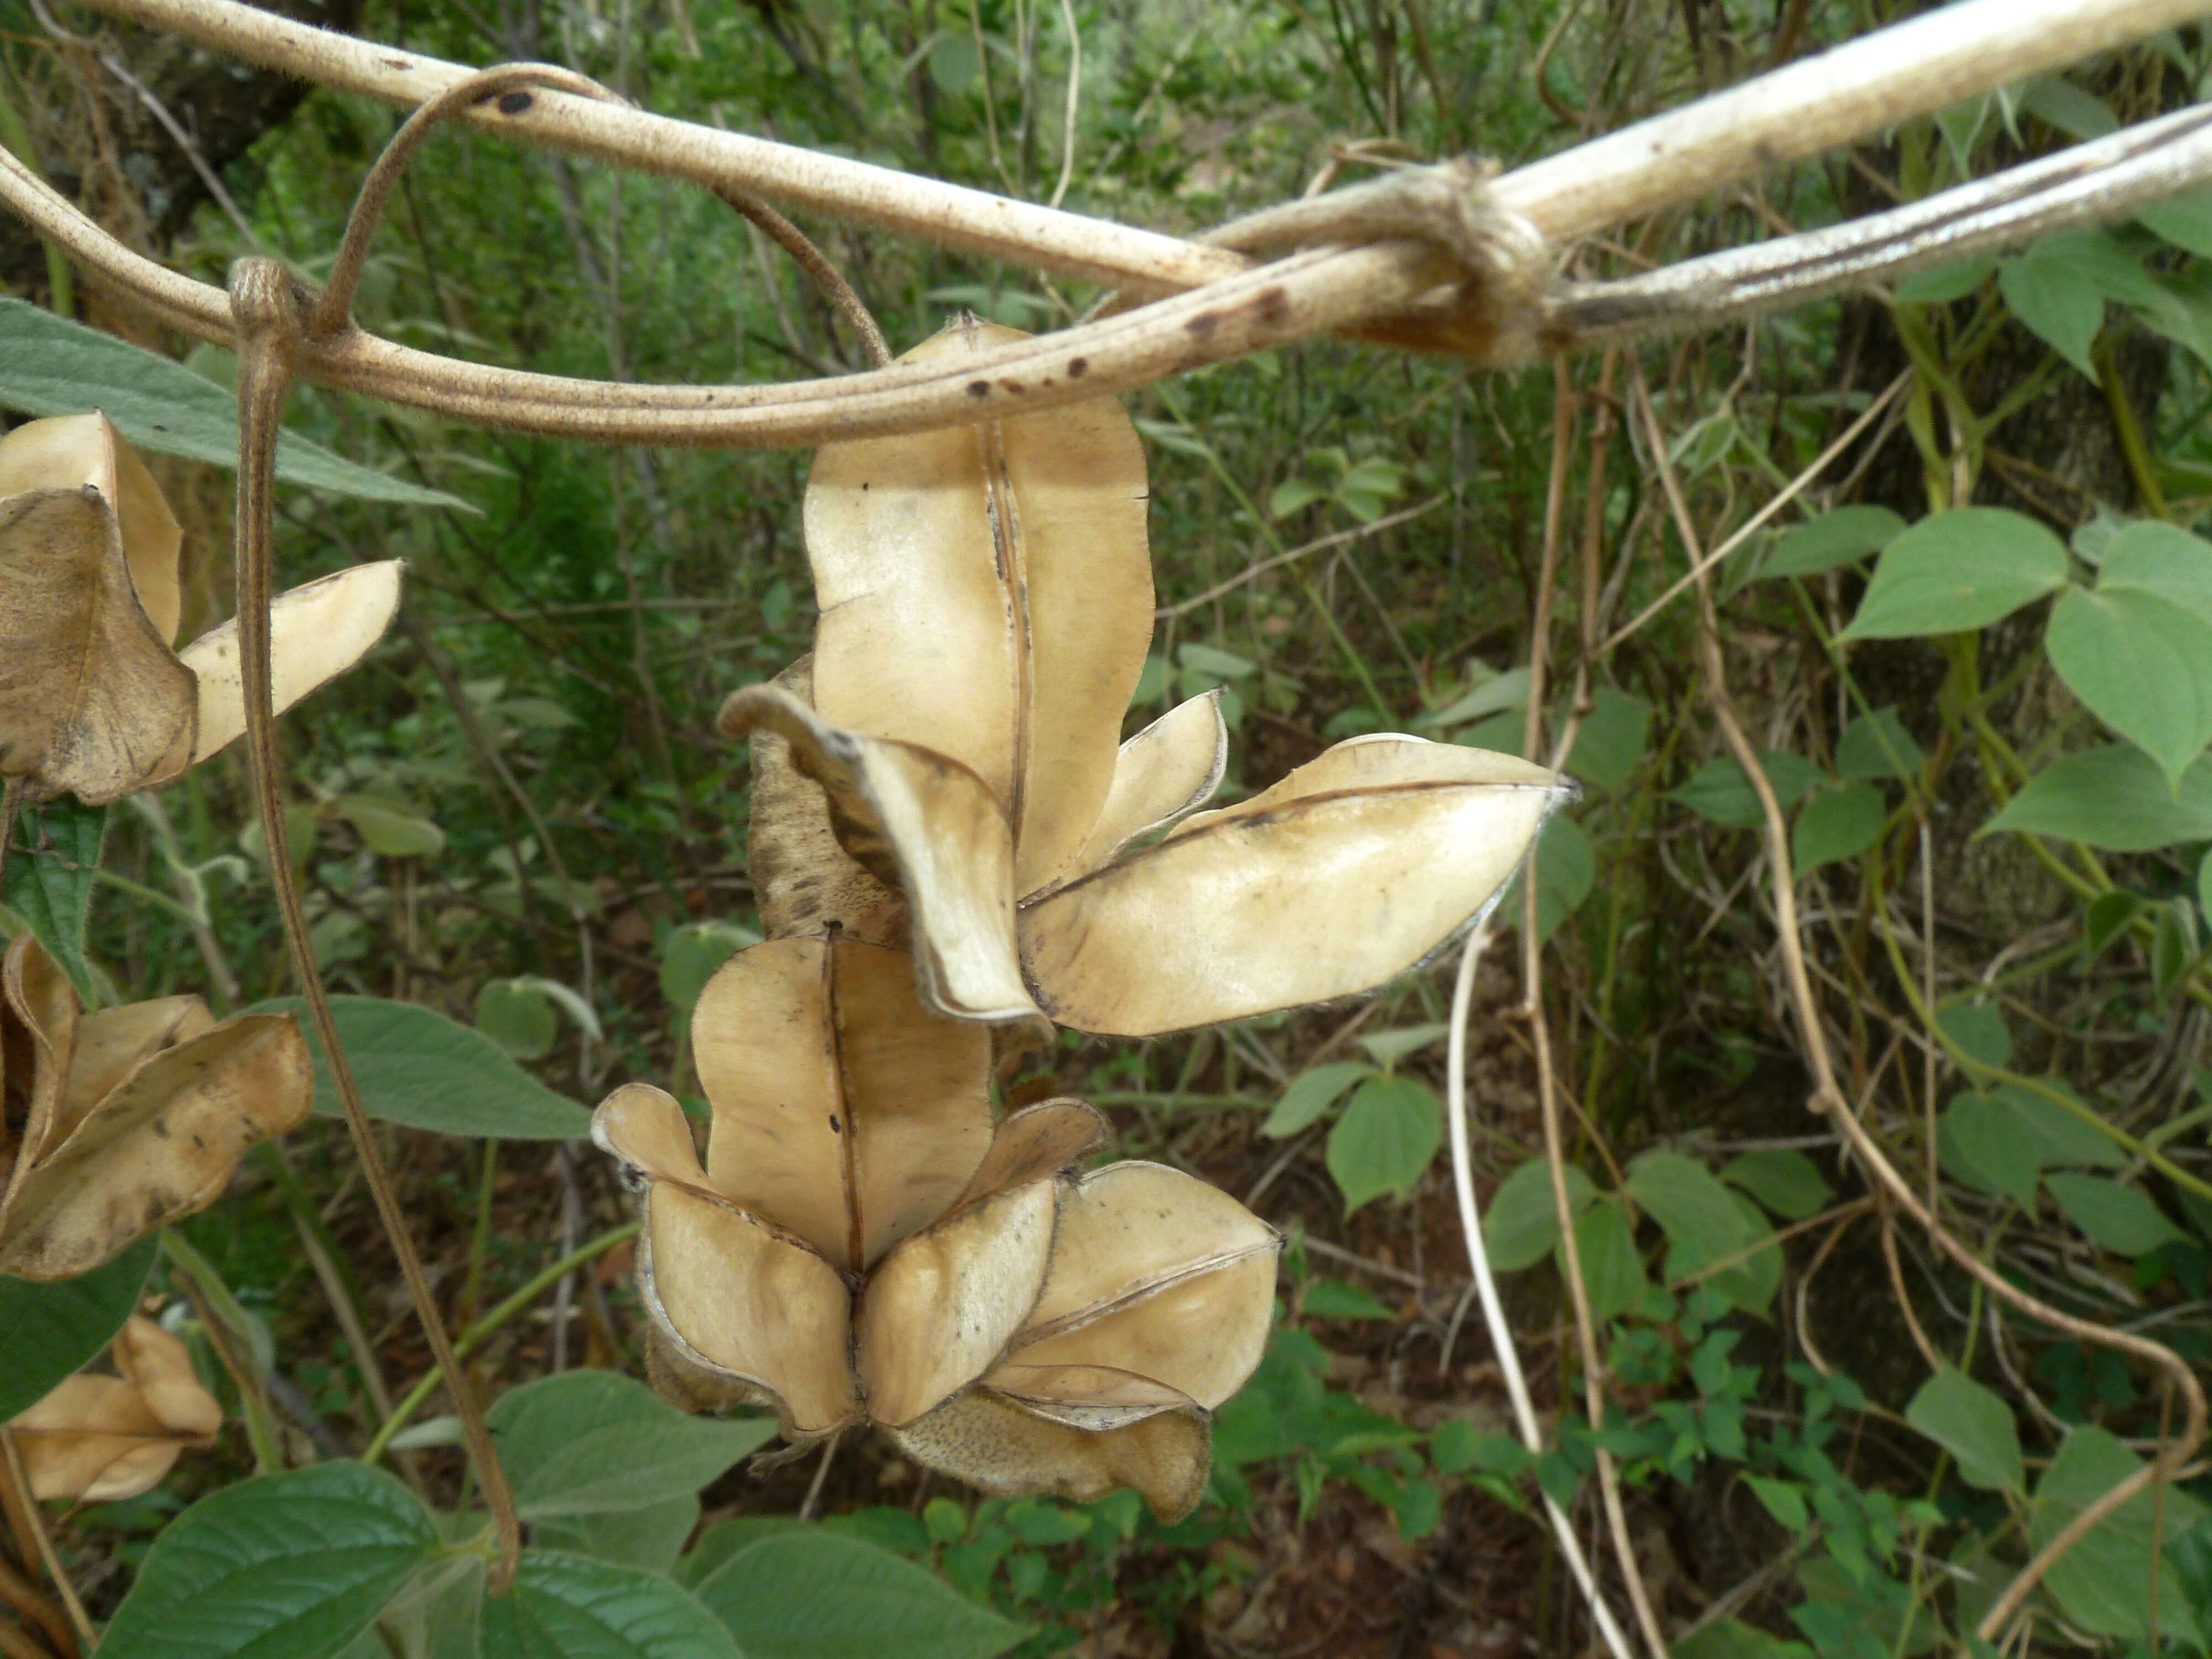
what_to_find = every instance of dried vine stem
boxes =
[226,259,522,1590]
[0,1433,91,1655]
[1628,366,2209,1650]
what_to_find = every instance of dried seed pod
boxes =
[9,1317,222,1503]
[0,413,404,804]
[0,935,312,1280]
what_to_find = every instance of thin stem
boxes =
[363,1222,640,1465]
[162,1233,284,1475]
[0,1435,92,1655]
[226,259,521,1592]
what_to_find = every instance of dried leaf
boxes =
[805,319,1154,899]
[593,1082,859,1436]
[1020,736,1570,1035]
[178,560,405,766]
[1054,690,1228,889]
[946,1097,1105,1211]
[0,936,312,1281]
[888,1387,1211,1521]
[745,659,904,946]
[719,683,1037,1026]
[0,413,181,639]
[692,936,991,1272]
[10,1317,220,1503]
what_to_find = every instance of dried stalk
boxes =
[0,1436,90,1655]
[225,259,521,1591]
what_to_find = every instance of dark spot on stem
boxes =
[1066,357,1088,377]
[967,379,990,398]
[1186,311,1219,337]
[499,91,534,115]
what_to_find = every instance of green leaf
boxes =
[2154,896,2198,1003]
[1760,505,1907,579]
[1793,784,1886,873]
[1671,752,1825,829]
[476,979,559,1061]
[692,1531,1031,1659]
[1990,1080,2125,1171]
[1743,1476,1809,1533]
[1895,258,1996,305]
[332,796,446,859]
[1483,1159,1597,1272]
[1938,1094,2042,1208]
[1415,666,1530,731]
[3,796,106,1004]
[0,299,469,509]
[1268,477,1327,518]
[2140,187,2212,259]
[676,1518,805,1590]
[2046,1173,2189,1256]
[487,1370,778,1521]
[244,995,591,1139]
[0,1237,155,1421]
[1571,1196,1647,1325]
[659,922,758,1020]
[1177,642,1255,680]
[2099,521,2212,627]
[98,1462,441,1659]
[1429,1420,1531,1478]
[1985,744,2212,851]
[1326,1076,1442,1214]
[1261,1061,1370,1138]
[2031,1426,2209,1644]
[1626,1153,1776,1314]
[1302,1278,1396,1321]
[1836,707,1926,781]
[2020,77,2118,140]
[1533,812,1595,943]
[2046,585,2212,785]
[1906,1368,2025,1494]
[1999,252,2105,377]
[534,1497,701,1577]
[1838,508,2069,640]
[1719,1150,1833,1222]
[2201,847,2211,923]
[478,1552,738,1659]
[2084,890,2145,959]
[1935,1001,2012,1070]
[1672,1617,1813,1659]
[1563,687,1651,793]
[1354,1024,1448,1068]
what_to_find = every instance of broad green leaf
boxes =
[245,995,591,1139]
[1743,1476,1809,1534]
[0,1236,155,1421]
[332,796,446,859]
[1535,812,1595,942]
[1895,258,1995,305]
[1938,1094,2041,1208]
[659,921,758,1019]
[2140,187,2212,258]
[486,1370,778,1521]
[2032,1426,2208,1644]
[1999,252,2105,377]
[98,1462,441,1659]
[2046,585,2212,784]
[1793,783,1885,873]
[676,1518,806,1590]
[1671,752,1824,829]
[534,1497,702,1577]
[1987,1080,2125,1170]
[1985,744,2212,851]
[1838,508,2068,640]
[1483,1159,1597,1272]
[2098,521,2212,627]
[1566,687,1651,794]
[2085,890,2145,959]
[2,796,106,1004]
[1673,1618,1813,1659]
[476,979,559,1061]
[1719,1150,1833,1222]
[1326,1075,1442,1214]
[1354,1024,1448,1068]
[477,1552,738,1659]
[1177,642,1255,680]
[1268,477,1328,518]
[1570,1196,1646,1325]
[2021,77,2118,140]
[0,299,468,509]
[1428,1420,1531,1478]
[1415,666,1530,731]
[1906,1368,2024,1494]
[1261,1061,1370,1138]
[1626,1152,1776,1313]
[692,1531,1031,1659]
[2201,846,2211,922]
[2155,896,2198,1003]
[2046,1173,2190,1256]
[1302,1278,1396,1321]
[1836,707,1926,781]
[1760,505,1906,579]
[1935,1001,2012,1070]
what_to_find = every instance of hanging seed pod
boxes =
[0,413,404,804]
[8,1317,222,1502]
[0,934,311,1280]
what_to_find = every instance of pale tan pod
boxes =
[719,684,1039,1026]
[114,1316,223,1441]
[180,560,405,767]
[55,997,213,1149]
[1019,737,1571,1036]
[0,488,195,804]
[1008,1249,1280,1412]
[805,319,1154,898]
[9,1318,220,1503]
[3,934,81,1173]
[856,1176,1058,1427]
[0,413,182,641]
[745,659,904,946]
[0,1011,311,1281]
[887,1388,1211,1522]
[692,937,991,1272]
[1050,690,1228,893]
[945,1098,1107,1213]
[986,1362,1194,1431]
[593,1083,860,1436]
